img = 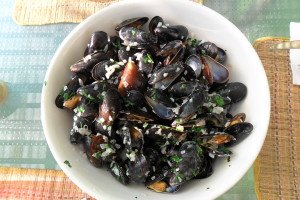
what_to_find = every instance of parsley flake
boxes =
[213,95,225,107]
[77,105,85,113]
[64,160,72,168]
[170,155,182,163]
[62,91,75,101]
[144,54,154,64]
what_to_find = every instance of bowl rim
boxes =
[41,0,270,199]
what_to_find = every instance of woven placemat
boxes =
[13,0,119,25]
[0,167,94,199]
[253,37,300,200]
[12,0,204,25]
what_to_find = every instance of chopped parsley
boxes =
[97,93,105,102]
[187,37,201,47]
[62,91,75,101]
[213,95,225,107]
[170,155,182,163]
[175,173,183,183]
[92,151,103,159]
[196,145,203,155]
[192,126,203,133]
[218,146,232,155]
[112,40,122,50]
[144,54,154,64]
[81,90,96,103]
[77,105,85,113]
[64,160,72,168]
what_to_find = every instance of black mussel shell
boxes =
[127,153,150,183]
[109,161,130,185]
[119,27,157,48]
[85,31,109,56]
[225,122,253,146]
[215,82,247,103]
[115,17,149,32]
[149,16,164,35]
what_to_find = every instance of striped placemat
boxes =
[0,167,92,199]
[253,37,300,200]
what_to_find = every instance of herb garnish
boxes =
[64,160,72,168]
[192,126,203,133]
[144,54,154,64]
[62,91,75,101]
[213,95,225,107]
[77,105,85,113]
[170,155,182,163]
[187,37,201,47]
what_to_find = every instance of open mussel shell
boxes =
[201,55,229,85]
[127,153,150,183]
[70,51,109,74]
[148,62,184,90]
[149,16,164,35]
[85,31,109,56]
[224,122,253,146]
[118,61,145,96]
[194,153,214,179]
[123,90,147,108]
[115,17,149,32]
[109,161,130,185]
[119,110,155,123]
[119,27,157,48]
[55,75,85,109]
[225,113,246,127]
[154,25,189,43]
[215,82,247,103]
[185,54,202,79]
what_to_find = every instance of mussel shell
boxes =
[85,31,109,55]
[215,47,227,63]
[55,75,85,109]
[145,89,176,119]
[154,25,189,43]
[194,154,214,179]
[109,161,130,185]
[149,16,164,35]
[201,56,229,85]
[156,40,183,57]
[70,115,94,144]
[169,141,203,186]
[77,81,112,103]
[115,17,149,31]
[197,42,218,58]
[138,50,154,75]
[185,54,202,78]
[118,110,155,123]
[92,60,125,81]
[215,82,247,103]
[98,88,122,126]
[70,52,109,74]
[168,81,197,98]
[123,90,147,108]
[225,122,253,146]
[118,61,146,96]
[74,100,98,118]
[178,91,205,120]
[119,27,157,48]
[148,62,184,90]
[118,47,139,63]
[127,153,150,183]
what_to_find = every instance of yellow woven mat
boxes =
[0,167,94,199]
[12,0,204,25]
[253,37,300,200]
[13,0,119,25]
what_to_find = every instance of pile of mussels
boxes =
[55,16,253,193]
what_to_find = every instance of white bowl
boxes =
[41,0,270,199]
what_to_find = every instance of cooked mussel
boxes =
[115,17,149,32]
[85,31,109,56]
[119,27,157,48]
